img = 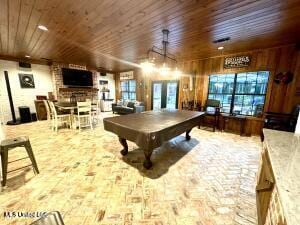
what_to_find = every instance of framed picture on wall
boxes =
[120,71,134,80]
[19,73,35,88]
[99,80,109,91]
[99,80,108,85]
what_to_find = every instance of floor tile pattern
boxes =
[0,118,261,225]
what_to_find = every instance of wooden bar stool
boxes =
[0,136,39,186]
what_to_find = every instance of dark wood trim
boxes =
[179,43,297,63]
[0,54,49,65]
[230,74,238,114]
[59,87,99,92]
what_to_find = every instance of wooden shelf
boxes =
[59,87,99,92]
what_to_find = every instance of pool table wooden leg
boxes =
[186,129,192,140]
[119,137,128,156]
[143,151,153,169]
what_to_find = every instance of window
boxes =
[121,80,136,100]
[208,71,269,116]
[208,74,235,113]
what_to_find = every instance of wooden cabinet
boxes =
[245,117,264,136]
[264,187,287,225]
[220,113,246,136]
[34,100,47,120]
[218,114,264,136]
[256,144,287,225]
[100,100,113,112]
[256,147,275,225]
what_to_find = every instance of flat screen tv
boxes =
[62,68,93,87]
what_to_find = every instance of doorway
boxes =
[151,80,179,110]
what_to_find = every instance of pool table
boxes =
[103,109,204,169]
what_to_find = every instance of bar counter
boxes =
[261,129,300,225]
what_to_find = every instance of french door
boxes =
[152,80,179,110]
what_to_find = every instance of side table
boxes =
[220,113,246,136]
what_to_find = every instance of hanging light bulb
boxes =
[140,60,155,73]
[174,67,182,78]
[141,29,180,76]
[159,63,170,76]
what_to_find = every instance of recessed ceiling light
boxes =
[218,46,224,50]
[38,25,48,31]
[25,55,31,58]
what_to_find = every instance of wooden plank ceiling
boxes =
[0,0,300,71]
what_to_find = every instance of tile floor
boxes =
[0,116,261,225]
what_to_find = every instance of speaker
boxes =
[19,61,31,68]
[100,72,106,76]
[19,106,31,123]
[4,71,21,125]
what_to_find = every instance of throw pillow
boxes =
[123,100,129,107]
[117,100,123,106]
[127,102,135,108]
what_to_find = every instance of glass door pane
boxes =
[166,82,178,109]
[153,83,162,110]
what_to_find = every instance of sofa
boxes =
[112,100,145,115]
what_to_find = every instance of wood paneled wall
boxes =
[115,44,300,135]
[126,45,300,113]
[177,44,300,114]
